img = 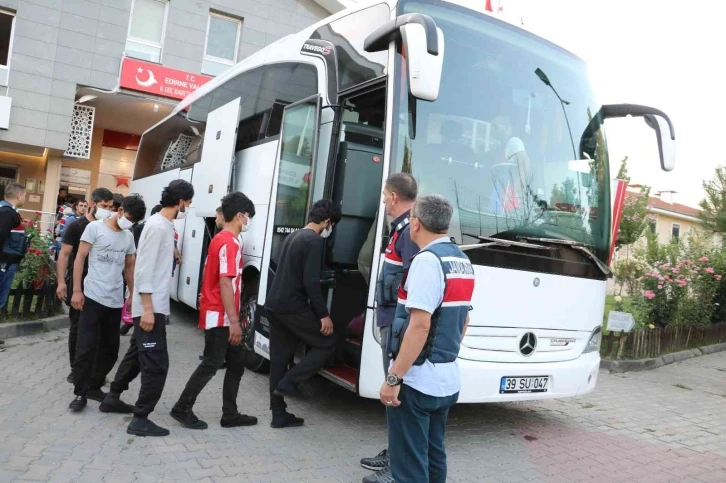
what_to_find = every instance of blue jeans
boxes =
[0,263,18,309]
[387,384,459,483]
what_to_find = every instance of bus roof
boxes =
[163,0,580,125]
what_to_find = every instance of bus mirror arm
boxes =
[364,14,445,102]
[364,13,439,55]
[578,104,676,172]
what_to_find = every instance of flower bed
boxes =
[0,214,63,321]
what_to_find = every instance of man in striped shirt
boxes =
[170,191,258,430]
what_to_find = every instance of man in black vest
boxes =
[0,182,27,310]
[360,173,418,483]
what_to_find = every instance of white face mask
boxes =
[95,208,112,220]
[242,220,251,233]
[117,215,133,231]
[320,226,332,239]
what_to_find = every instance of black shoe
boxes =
[170,408,208,430]
[361,449,389,471]
[66,372,74,384]
[120,323,132,336]
[87,388,107,403]
[270,411,304,429]
[69,396,87,411]
[99,394,134,414]
[221,413,258,428]
[362,467,394,483]
[126,417,170,437]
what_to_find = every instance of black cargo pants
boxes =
[109,314,169,418]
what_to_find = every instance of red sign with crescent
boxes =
[119,57,213,101]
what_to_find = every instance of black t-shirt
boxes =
[264,228,328,319]
[61,215,92,281]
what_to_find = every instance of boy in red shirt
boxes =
[170,191,257,429]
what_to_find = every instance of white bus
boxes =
[130,0,675,402]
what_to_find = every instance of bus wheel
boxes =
[241,278,269,374]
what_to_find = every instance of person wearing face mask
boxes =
[56,187,115,384]
[263,199,341,429]
[101,179,194,437]
[170,192,257,430]
[68,194,146,412]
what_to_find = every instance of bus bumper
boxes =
[456,352,601,403]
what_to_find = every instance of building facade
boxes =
[0,0,335,225]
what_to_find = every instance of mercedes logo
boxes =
[519,332,537,356]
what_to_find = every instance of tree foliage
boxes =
[698,166,726,234]
[615,157,651,249]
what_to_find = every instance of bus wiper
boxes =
[518,236,612,277]
[459,234,550,251]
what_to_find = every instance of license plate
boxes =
[500,376,549,394]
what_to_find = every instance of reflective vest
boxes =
[388,241,475,365]
[374,215,410,325]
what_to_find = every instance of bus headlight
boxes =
[583,326,602,354]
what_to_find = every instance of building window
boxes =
[671,223,680,240]
[0,164,18,194]
[202,13,242,77]
[0,10,15,87]
[648,220,656,234]
[126,0,168,63]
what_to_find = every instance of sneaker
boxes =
[170,408,208,430]
[69,396,87,411]
[361,449,389,471]
[221,413,258,428]
[66,372,74,384]
[270,411,304,429]
[87,388,107,403]
[126,417,170,437]
[99,394,134,414]
[362,467,394,483]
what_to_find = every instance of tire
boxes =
[241,276,269,374]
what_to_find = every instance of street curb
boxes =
[600,342,726,373]
[0,314,70,340]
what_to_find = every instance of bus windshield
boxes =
[390,0,611,262]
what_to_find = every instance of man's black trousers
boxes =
[110,314,169,418]
[73,297,121,396]
[175,326,246,418]
[267,309,336,412]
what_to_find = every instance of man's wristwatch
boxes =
[386,372,403,387]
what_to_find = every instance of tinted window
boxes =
[135,63,317,179]
[310,4,388,92]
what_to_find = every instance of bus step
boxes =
[320,365,358,392]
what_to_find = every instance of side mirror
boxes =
[644,114,675,171]
[364,14,445,102]
[400,24,444,101]
[579,104,676,172]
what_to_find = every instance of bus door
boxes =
[255,95,322,361]
[319,83,387,384]
[177,97,242,309]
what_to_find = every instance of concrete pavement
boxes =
[0,303,725,482]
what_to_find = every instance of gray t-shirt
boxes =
[132,214,175,317]
[81,220,136,308]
